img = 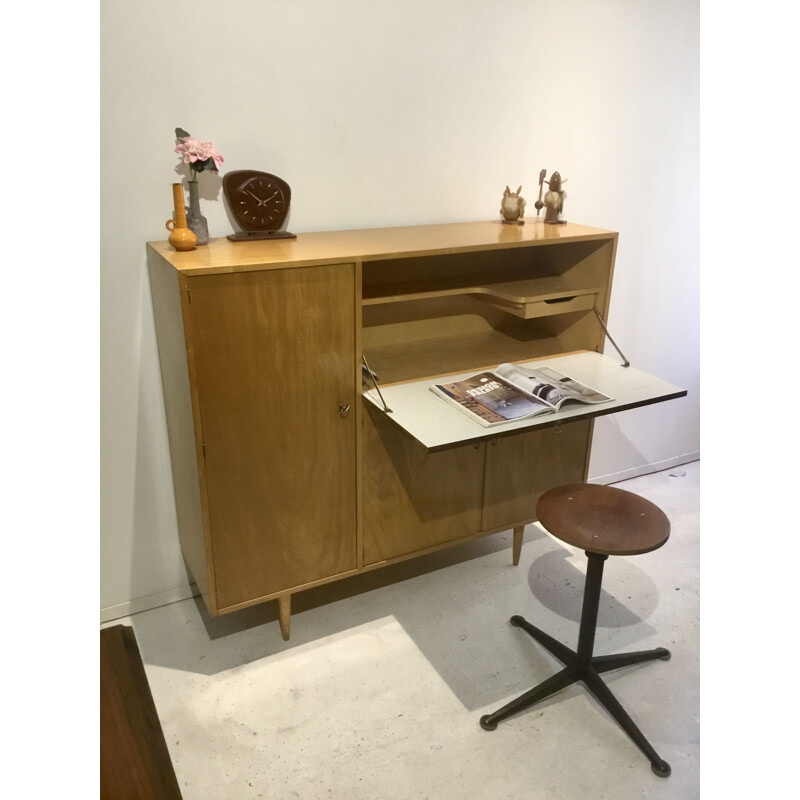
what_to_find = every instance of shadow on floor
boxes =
[132,524,665,712]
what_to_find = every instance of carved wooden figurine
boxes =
[500,185,526,225]
[543,171,567,225]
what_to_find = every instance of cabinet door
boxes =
[362,404,485,565]
[187,264,358,610]
[481,421,592,532]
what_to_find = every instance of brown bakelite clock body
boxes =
[223,170,296,241]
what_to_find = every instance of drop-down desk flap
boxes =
[363,350,686,453]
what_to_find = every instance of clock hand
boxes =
[245,189,280,208]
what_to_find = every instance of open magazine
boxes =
[430,363,612,427]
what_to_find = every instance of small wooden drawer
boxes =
[484,292,597,320]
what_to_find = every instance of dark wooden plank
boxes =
[100,625,182,800]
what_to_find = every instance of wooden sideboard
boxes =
[147,220,684,639]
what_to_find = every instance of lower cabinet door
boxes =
[362,404,485,565]
[186,264,358,610]
[481,421,592,532]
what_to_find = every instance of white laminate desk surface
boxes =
[363,351,686,452]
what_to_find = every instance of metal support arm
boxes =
[593,309,630,367]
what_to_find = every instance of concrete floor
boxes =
[105,461,699,799]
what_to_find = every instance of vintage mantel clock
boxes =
[222,170,296,241]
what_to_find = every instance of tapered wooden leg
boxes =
[512,525,524,566]
[278,595,291,641]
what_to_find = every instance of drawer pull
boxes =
[339,404,351,418]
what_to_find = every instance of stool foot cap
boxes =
[509,615,525,628]
[657,648,672,661]
[651,759,671,778]
[479,715,498,731]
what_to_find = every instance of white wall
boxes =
[100,0,699,620]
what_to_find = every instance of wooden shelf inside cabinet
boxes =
[362,274,604,320]
[363,351,687,453]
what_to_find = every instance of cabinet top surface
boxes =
[147,219,618,276]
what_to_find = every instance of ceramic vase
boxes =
[185,180,209,245]
[166,183,198,251]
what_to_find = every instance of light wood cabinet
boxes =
[148,220,684,639]
[481,422,591,533]
[362,403,485,565]
[186,265,359,610]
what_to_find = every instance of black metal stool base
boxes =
[480,553,672,778]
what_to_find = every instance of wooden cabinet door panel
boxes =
[362,404,484,565]
[187,265,357,609]
[482,421,592,532]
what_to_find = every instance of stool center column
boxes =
[576,552,608,664]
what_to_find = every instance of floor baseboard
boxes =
[101,584,200,624]
[589,451,699,486]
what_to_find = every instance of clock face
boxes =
[223,170,292,233]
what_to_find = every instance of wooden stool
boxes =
[480,483,673,778]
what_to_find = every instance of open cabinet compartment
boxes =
[361,237,616,386]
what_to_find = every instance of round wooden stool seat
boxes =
[536,483,670,556]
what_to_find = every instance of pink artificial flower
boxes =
[175,136,224,171]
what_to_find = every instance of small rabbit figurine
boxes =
[500,185,526,224]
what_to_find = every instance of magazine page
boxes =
[431,372,553,426]
[492,363,612,408]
